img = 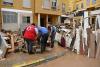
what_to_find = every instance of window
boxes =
[51,0,57,9]
[2,11,17,23]
[86,0,90,6]
[42,0,50,9]
[62,3,66,14]
[22,16,30,23]
[3,0,13,6]
[81,3,84,9]
[92,0,96,4]
[76,4,78,10]
[23,0,31,8]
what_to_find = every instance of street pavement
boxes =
[0,42,100,67]
[37,51,100,67]
[0,42,66,67]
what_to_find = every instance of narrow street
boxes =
[0,43,66,67]
[37,51,100,67]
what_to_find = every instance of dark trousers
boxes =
[0,35,2,46]
[37,36,41,45]
[51,34,56,48]
[40,33,48,53]
[25,39,34,54]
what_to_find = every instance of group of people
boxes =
[23,23,56,54]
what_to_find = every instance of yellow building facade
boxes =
[83,0,96,9]
[0,0,70,30]
[66,0,100,13]
[33,0,71,26]
[60,0,69,14]
[75,0,100,11]
[67,0,76,12]
[0,0,2,29]
[75,0,83,11]
[96,0,100,7]
[33,0,62,26]
[73,0,100,17]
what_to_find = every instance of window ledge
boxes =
[22,6,32,9]
[42,8,51,10]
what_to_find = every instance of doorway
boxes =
[40,17,46,27]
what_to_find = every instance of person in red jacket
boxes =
[23,23,37,54]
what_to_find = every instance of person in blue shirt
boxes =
[38,26,49,53]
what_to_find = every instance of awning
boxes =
[1,8,32,13]
[61,15,69,17]
[90,9,100,15]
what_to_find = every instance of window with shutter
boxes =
[51,0,57,9]
[76,4,78,10]
[62,3,66,14]
[23,0,31,8]
[81,3,83,9]
[92,0,96,4]
[2,11,17,23]
[42,0,50,9]
[86,0,90,6]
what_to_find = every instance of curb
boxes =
[13,51,66,67]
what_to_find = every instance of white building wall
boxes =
[1,8,33,31]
